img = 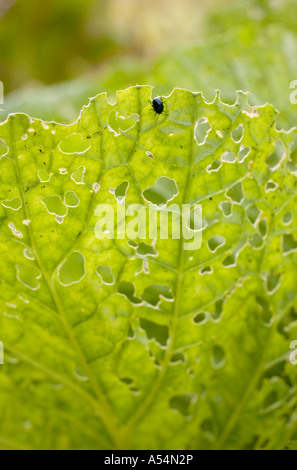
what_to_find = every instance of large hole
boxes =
[282,212,292,226]
[139,318,169,346]
[212,299,224,321]
[266,140,285,169]
[16,265,41,290]
[194,118,212,145]
[219,201,232,217]
[226,182,243,204]
[207,160,222,172]
[118,281,142,304]
[59,134,91,154]
[221,151,236,163]
[246,204,261,225]
[207,235,225,253]
[42,195,67,217]
[136,242,158,257]
[38,169,51,183]
[58,252,86,286]
[1,197,22,211]
[283,234,297,255]
[169,394,196,417]
[96,265,114,285]
[113,182,129,202]
[238,146,250,163]
[212,344,225,368]
[266,273,281,295]
[108,110,139,135]
[71,166,85,185]
[222,254,236,267]
[231,125,244,143]
[143,177,178,206]
[256,296,273,325]
[142,284,173,306]
[65,191,80,208]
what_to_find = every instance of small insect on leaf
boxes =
[152,97,164,115]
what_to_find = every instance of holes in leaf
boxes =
[1,197,22,211]
[75,367,89,382]
[219,201,232,217]
[58,252,86,286]
[96,265,114,285]
[226,182,243,204]
[143,177,178,206]
[118,281,142,304]
[139,318,169,346]
[277,308,297,339]
[216,130,224,139]
[246,204,261,225]
[212,344,225,368]
[250,233,263,249]
[258,219,267,238]
[231,125,244,143]
[8,222,23,238]
[238,146,250,163]
[16,265,41,291]
[266,273,282,295]
[201,419,213,436]
[93,183,100,194]
[265,180,278,192]
[113,181,129,202]
[194,118,212,145]
[222,254,236,268]
[136,242,158,257]
[42,195,67,217]
[59,133,91,154]
[142,284,173,306]
[266,140,285,170]
[193,312,206,324]
[169,394,196,417]
[0,139,8,157]
[221,151,236,163]
[199,266,213,275]
[120,377,139,394]
[207,160,222,172]
[283,212,292,226]
[212,299,224,321]
[128,241,138,248]
[108,110,139,136]
[120,377,133,385]
[283,234,297,255]
[65,191,80,208]
[170,352,186,364]
[23,248,34,261]
[38,169,51,183]
[207,235,225,253]
[71,166,85,185]
[256,296,273,325]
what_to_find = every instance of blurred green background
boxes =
[0,0,297,128]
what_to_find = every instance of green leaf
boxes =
[0,86,297,450]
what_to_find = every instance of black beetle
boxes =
[152,97,164,115]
